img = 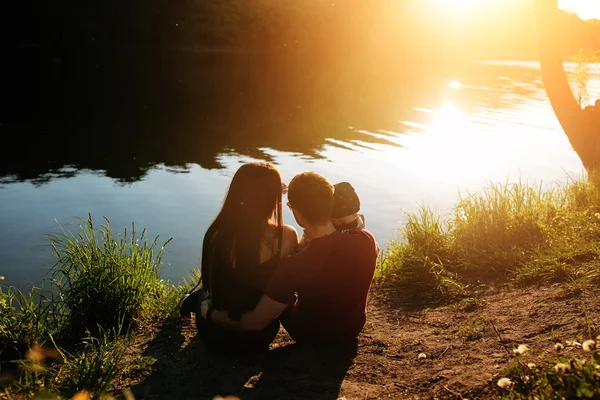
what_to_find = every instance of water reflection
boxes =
[0,58,577,185]
[1,59,595,288]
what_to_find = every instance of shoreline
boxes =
[2,176,600,398]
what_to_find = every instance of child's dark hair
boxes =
[332,182,360,218]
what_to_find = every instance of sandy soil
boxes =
[115,284,599,400]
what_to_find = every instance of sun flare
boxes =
[433,0,600,20]
[437,0,475,7]
[434,0,477,12]
[559,0,600,20]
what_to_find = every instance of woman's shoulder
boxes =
[264,223,297,239]
[280,224,299,258]
[282,224,298,238]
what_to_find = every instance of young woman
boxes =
[182,162,298,352]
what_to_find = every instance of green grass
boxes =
[377,174,600,302]
[0,285,58,347]
[453,297,487,312]
[1,215,184,398]
[58,325,130,398]
[46,215,173,338]
[377,207,463,303]
[499,339,600,399]
[458,315,488,342]
[9,325,130,399]
[5,174,600,397]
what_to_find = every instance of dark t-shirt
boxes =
[264,229,378,341]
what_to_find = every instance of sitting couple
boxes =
[180,162,378,351]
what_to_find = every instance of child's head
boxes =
[332,182,360,227]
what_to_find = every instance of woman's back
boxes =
[192,161,298,352]
[210,225,282,318]
[196,223,297,353]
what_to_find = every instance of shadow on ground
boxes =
[130,317,357,400]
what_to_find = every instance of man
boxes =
[200,172,378,344]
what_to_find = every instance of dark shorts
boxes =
[184,290,280,353]
[278,299,361,348]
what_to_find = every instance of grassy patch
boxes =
[46,215,173,338]
[498,339,600,399]
[377,207,464,303]
[5,174,600,396]
[58,326,130,398]
[453,297,487,312]
[1,215,184,398]
[458,315,488,342]
[378,174,600,303]
[0,285,58,347]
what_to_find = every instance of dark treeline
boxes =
[3,0,598,121]
[0,0,598,183]
[4,1,598,59]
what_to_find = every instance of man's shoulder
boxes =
[284,244,317,264]
[280,234,335,269]
[345,228,376,244]
[342,229,378,258]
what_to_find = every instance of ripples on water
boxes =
[0,60,597,287]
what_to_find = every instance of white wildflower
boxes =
[554,343,564,351]
[527,363,537,369]
[497,378,512,389]
[513,344,529,355]
[418,353,427,359]
[523,376,530,383]
[554,363,571,373]
[582,340,596,352]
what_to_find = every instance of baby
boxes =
[298,181,365,248]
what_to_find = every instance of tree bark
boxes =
[534,0,600,171]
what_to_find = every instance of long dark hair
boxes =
[201,162,283,293]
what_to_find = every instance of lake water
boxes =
[1,59,597,289]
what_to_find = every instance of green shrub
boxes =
[451,181,550,278]
[47,215,172,338]
[379,176,600,302]
[0,285,57,346]
[58,325,129,399]
[377,207,463,302]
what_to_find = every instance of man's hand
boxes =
[200,297,213,319]
[203,295,289,332]
[239,295,288,331]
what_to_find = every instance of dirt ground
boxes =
[117,284,600,400]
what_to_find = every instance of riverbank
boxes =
[2,176,600,399]
[120,284,600,399]
[4,284,596,399]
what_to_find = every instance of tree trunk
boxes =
[534,0,600,171]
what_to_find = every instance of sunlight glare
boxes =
[447,81,462,89]
[437,0,475,7]
[428,103,466,133]
[406,103,503,183]
[559,0,600,20]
